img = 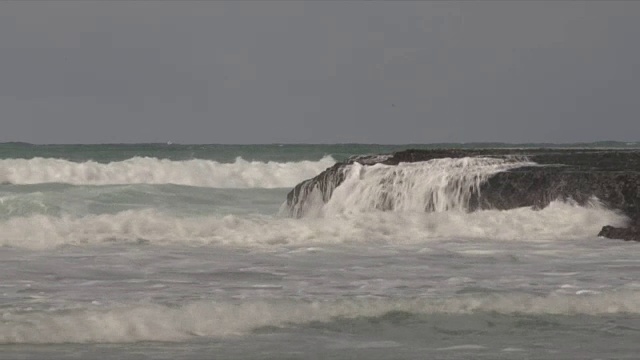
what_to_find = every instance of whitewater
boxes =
[0,155,335,188]
[0,143,638,359]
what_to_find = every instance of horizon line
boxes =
[1,140,639,147]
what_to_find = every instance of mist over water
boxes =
[0,144,638,359]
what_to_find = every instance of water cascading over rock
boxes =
[284,149,640,241]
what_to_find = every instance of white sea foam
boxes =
[2,291,638,343]
[0,156,335,188]
[0,201,627,250]
[298,157,535,217]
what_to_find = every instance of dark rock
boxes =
[598,216,640,242]
[286,162,349,217]
[285,149,640,241]
[470,170,640,215]
[598,222,640,242]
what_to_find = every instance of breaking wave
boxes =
[2,292,638,343]
[0,202,627,250]
[0,156,335,188]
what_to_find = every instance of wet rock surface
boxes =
[286,149,640,242]
[598,222,640,242]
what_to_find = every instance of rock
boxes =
[471,170,640,214]
[598,225,640,242]
[598,217,640,242]
[285,148,640,241]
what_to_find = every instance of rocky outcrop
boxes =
[285,149,640,242]
[598,223,640,242]
[470,170,640,214]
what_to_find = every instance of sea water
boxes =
[0,143,638,359]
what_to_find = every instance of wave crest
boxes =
[0,156,335,188]
[2,292,638,343]
[0,201,627,250]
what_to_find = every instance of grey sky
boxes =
[0,1,638,144]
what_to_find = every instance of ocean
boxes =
[0,143,638,359]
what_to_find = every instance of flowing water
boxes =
[0,143,638,359]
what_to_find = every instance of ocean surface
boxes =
[0,143,638,359]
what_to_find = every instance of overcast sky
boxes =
[0,1,638,144]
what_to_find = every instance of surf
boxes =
[0,156,335,188]
[2,292,638,344]
[0,202,626,250]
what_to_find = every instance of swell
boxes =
[0,203,627,250]
[2,292,639,343]
[0,156,335,188]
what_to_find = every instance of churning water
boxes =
[0,143,638,359]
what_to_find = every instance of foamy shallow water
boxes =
[1,240,639,358]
